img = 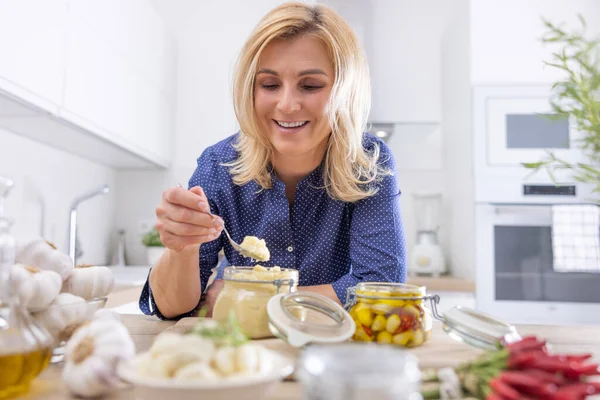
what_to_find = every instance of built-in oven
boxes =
[472,85,600,325]
[476,200,600,325]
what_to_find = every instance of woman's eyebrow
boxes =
[256,68,328,77]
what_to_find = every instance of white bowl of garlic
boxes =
[117,317,294,400]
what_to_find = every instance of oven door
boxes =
[476,203,600,325]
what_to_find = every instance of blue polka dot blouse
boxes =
[139,133,407,320]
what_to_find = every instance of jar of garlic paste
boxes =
[346,282,441,348]
[212,265,298,339]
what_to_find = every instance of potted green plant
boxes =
[523,15,600,195]
[142,227,164,266]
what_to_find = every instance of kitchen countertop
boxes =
[21,311,600,399]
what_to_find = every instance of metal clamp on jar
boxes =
[212,266,299,339]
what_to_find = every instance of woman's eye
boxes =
[302,85,324,92]
[260,84,279,90]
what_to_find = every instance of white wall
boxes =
[0,127,116,265]
[368,0,451,123]
[441,0,472,280]
[470,0,600,84]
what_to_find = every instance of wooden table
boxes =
[20,313,600,400]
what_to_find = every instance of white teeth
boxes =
[276,121,307,128]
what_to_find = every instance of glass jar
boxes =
[212,266,298,339]
[0,177,53,399]
[297,342,422,400]
[346,282,439,348]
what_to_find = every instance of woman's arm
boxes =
[149,244,202,319]
[298,284,342,305]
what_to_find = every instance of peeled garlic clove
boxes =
[174,362,219,381]
[134,353,170,378]
[213,346,237,376]
[236,343,259,374]
[153,353,185,377]
[149,333,183,357]
[179,335,215,362]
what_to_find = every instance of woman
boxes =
[139,2,407,320]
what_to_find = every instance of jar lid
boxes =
[296,343,421,399]
[266,292,355,347]
[442,306,521,350]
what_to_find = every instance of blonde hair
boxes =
[229,2,387,202]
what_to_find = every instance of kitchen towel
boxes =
[552,204,600,272]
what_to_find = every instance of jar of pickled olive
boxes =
[345,282,441,348]
[212,265,298,339]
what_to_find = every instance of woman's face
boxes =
[254,34,334,160]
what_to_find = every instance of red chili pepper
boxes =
[507,340,547,354]
[531,357,577,375]
[565,354,592,363]
[498,371,557,397]
[486,392,508,400]
[571,363,600,376]
[505,336,538,350]
[551,383,595,400]
[362,325,373,337]
[400,315,413,331]
[489,378,520,400]
[508,352,538,369]
[518,369,565,385]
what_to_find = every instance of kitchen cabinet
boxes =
[0,0,68,115]
[0,0,174,168]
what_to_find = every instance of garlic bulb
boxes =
[62,318,135,398]
[33,293,87,342]
[16,237,74,281]
[10,264,62,311]
[93,308,121,323]
[61,264,114,300]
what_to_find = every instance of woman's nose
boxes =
[276,86,301,114]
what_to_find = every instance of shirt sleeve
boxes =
[331,140,408,304]
[138,150,225,320]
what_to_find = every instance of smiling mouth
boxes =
[274,120,309,128]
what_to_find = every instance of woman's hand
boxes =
[155,186,223,252]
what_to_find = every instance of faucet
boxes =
[68,184,110,266]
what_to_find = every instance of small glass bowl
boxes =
[32,297,108,363]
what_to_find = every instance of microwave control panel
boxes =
[523,184,576,196]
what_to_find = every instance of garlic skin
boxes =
[93,308,121,323]
[63,318,135,398]
[32,293,87,342]
[61,265,115,300]
[16,237,74,281]
[11,264,62,311]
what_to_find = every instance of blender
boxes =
[409,192,446,277]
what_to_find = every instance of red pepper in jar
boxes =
[362,324,373,337]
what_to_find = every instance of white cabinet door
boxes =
[61,13,170,166]
[0,0,67,114]
[69,0,171,97]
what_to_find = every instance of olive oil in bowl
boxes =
[0,347,52,399]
